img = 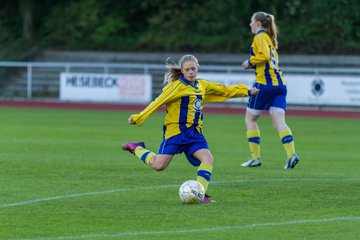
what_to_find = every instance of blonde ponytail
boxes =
[253,12,278,48]
[164,57,181,85]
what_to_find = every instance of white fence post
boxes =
[27,63,32,99]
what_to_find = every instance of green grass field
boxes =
[0,107,359,240]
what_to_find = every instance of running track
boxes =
[0,99,359,119]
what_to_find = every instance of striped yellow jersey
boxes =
[248,30,286,86]
[131,76,250,139]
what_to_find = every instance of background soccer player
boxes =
[122,54,259,203]
[241,12,300,169]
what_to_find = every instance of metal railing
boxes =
[1,61,359,99]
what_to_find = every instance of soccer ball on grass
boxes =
[179,180,205,204]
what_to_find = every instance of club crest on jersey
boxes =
[194,98,202,112]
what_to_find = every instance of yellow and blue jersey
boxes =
[132,76,250,139]
[248,30,286,86]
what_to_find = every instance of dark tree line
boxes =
[0,0,359,59]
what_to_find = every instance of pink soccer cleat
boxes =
[203,194,216,203]
[122,142,146,155]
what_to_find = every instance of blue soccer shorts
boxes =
[158,125,209,167]
[247,83,287,111]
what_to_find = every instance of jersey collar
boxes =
[179,75,198,89]
[256,29,266,35]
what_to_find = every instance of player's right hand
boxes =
[250,87,260,96]
[242,60,251,69]
[128,115,135,124]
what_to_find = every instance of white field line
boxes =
[0,185,176,209]
[10,216,360,240]
[0,178,358,209]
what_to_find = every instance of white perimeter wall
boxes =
[59,72,360,107]
[199,73,360,106]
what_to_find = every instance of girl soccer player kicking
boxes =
[241,12,300,169]
[122,54,259,203]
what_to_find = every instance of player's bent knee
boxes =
[203,156,214,165]
[151,160,168,171]
[152,164,167,171]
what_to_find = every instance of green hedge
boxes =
[0,0,359,58]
